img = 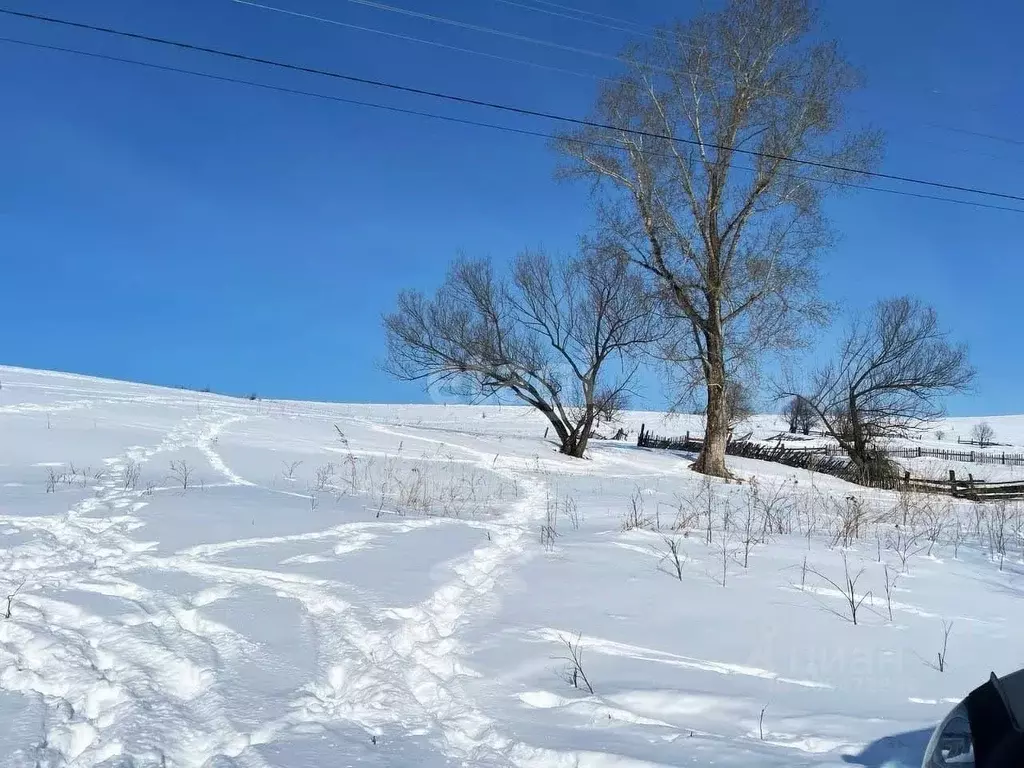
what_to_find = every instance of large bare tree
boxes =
[788,297,974,481]
[554,0,881,476]
[383,248,661,457]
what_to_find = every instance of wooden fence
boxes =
[636,426,1024,500]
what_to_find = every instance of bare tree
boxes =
[384,248,661,457]
[971,421,995,447]
[725,380,755,431]
[554,0,881,476]
[783,396,817,435]
[168,460,193,491]
[790,298,973,482]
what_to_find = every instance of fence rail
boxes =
[636,426,1024,500]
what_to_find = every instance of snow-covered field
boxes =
[1,366,1022,767]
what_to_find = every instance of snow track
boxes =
[1,400,552,766]
[1,411,267,767]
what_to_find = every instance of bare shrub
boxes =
[541,493,559,550]
[122,459,141,491]
[622,488,655,531]
[712,506,736,588]
[830,495,867,549]
[168,460,193,491]
[659,536,685,580]
[887,525,926,573]
[929,621,953,672]
[882,564,899,622]
[739,498,758,569]
[563,496,582,531]
[555,632,594,694]
[986,502,1010,570]
[44,467,63,493]
[749,478,796,540]
[314,462,337,492]
[282,461,302,481]
[949,517,966,560]
[808,552,871,625]
[923,502,950,557]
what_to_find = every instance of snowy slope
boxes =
[1,366,1022,767]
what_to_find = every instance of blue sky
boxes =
[1,0,1021,415]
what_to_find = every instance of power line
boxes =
[4,35,1023,216]
[3,7,1023,204]
[279,0,632,68]
[484,0,653,37]
[323,0,1024,148]
[522,0,653,31]
[233,0,606,82]
[239,1,1024,157]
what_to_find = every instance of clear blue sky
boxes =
[1,0,1021,414]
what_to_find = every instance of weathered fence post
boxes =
[638,423,646,447]
[971,451,975,462]
[917,446,922,458]
[1002,452,1006,465]
[949,470,957,496]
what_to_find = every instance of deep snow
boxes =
[0,366,1022,767]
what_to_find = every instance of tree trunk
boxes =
[537,403,590,458]
[694,332,729,477]
[561,408,595,458]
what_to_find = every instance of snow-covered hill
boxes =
[1,366,1022,767]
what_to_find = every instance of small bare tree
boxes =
[986,502,1010,570]
[971,422,995,447]
[882,563,899,622]
[887,525,926,573]
[555,0,881,477]
[555,632,594,694]
[384,249,661,458]
[808,551,871,625]
[168,460,193,491]
[659,536,686,580]
[789,298,973,482]
[933,620,953,672]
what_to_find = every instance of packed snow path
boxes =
[1,367,1023,767]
